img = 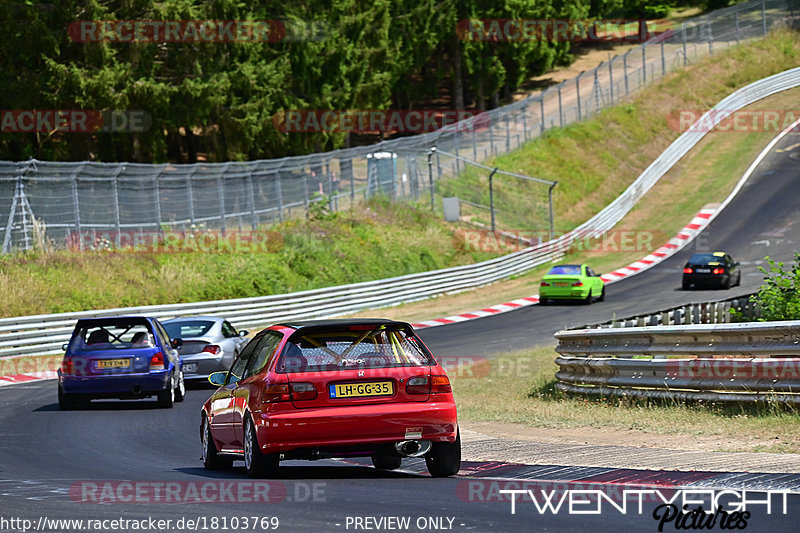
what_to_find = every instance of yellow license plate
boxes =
[96,359,130,369]
[329,381,393,398]
[554,282,570,287]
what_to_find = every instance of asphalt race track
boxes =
[2,133,800,532]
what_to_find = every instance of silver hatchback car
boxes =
[162,316,249,383]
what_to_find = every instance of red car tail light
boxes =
[262,383,291,402]
[683,267,693,274]
[202,344,221,355]
[61,357,74,375]
[713,268,724,275]
[406,376,430,395]
[290,382,317,401]
[150,352,165,370]
[430,375,452,393]
[540,281,550,287]
[571,281,583,287]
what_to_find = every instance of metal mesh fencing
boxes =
[1,0,793,253]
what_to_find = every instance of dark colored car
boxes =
[201,319,460,478]
[162,316,249,383]
[57,316,185,409]
[682,251,741,289]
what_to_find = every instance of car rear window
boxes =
[70,323,155,351]
[547,265,581,276]
[277,326,433,373]
[164,320,214,339]
[688,253,721,265]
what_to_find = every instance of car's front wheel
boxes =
[244,416,279,478]
[372,455,402,470]
[202,415,232,470]
[425,429,461,478]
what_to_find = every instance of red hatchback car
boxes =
[201,319,460,478]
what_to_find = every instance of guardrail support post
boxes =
[428,148,436,212]
[548,181,557,241]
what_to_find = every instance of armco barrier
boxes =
[554,321,800,404]
[3,66,800,359]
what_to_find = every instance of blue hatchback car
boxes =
[58,316,185,409]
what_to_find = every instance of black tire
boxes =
[157,374,175,408]
[202,415,232,470]
[372,455,402,470]
[244,416,279,478]
[736,271,742,286]
[597,286,605,302]
[174,370,185,402]
[58,386,77,410]
[723,276,732,290]
[425,429,461,478]
[682,280,691,290]
[583,291,592,305]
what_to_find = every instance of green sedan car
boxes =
[539,264,605,305]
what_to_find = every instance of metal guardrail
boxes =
[574,292,759,329]
[4,62,800,360]
[554,321,800,404]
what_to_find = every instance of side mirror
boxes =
[171,338,183,349]
[62,343,69,351]
[239,330,249,337]
[208,372,227,387]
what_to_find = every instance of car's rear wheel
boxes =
[736,271,742,286]
[157,374,175,408]
[174,370,185,402]
[244,416,279,478]
[723,276,732,289]
[539,298,549,306]
[58,386,77,410]
[372,455,402,470]
[583,291,592,305]
[202,415,232,470]
[425,429,461,478]
[682,280,691,290]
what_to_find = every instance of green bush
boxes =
[750,254,800,321]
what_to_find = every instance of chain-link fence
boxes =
[1,0,793,253]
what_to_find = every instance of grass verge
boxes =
[451,345,800,453]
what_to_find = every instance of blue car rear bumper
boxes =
[59,370,170,397]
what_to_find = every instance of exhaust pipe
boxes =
[131,385,143,395]
[394,440,432,458]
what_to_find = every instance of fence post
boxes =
[735,13,740,45]
[153,174,162,232]
[489,118,495,155]
[303,173,309,215]
[608,59,614,105]
[326,162,334,210]
[489,168,498,233]
[186,173,195,226]
[660,40,665,75]
[472,126,478,159]
[762,0,767,36]
[558,83,564,127]
[247,171,257,229]
[505,114,510,151]
[576,73,583,121]
[112,176,121,235]
[72,176,81,237]
[641,45,646,86]
[682,24,688,65]
[623,51,630,96]
[427,148,435,212]
[707,20,713,54]
[548,182,557,241]
[275,174,284,223]
[217,173,226,234]
[538,96,544,135]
